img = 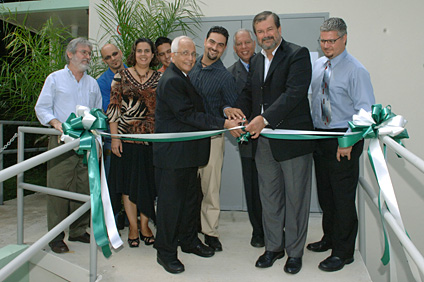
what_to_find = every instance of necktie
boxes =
[321,60,332,125]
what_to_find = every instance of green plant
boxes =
[96,0,203,61]
[0,11,71,121]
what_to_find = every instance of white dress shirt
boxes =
[35,65,102,126]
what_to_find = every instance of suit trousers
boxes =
[256,137,312,258]
[154,167,201,262]
[198,134,225,237]
[240,156,263,237]
[47,136,90,242]
[314,137,363,259]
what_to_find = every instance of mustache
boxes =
[262,36,274,42]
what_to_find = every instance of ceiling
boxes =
[1,1,89,37]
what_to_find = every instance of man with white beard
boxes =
[35,37,102,254]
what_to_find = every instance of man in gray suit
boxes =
[228,11,314,275]
[227,29,264,248]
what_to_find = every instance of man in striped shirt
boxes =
[188,26,238,252]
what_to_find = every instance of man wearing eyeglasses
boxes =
[153,36,241,274]
[188,26,238,252]
[308,17,375,272]
[35,37,102,254]
[97,43,127,223]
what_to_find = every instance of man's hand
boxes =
[224,107,245,120]
[336,146,352,162]
[225,118,244,137]
[111,138,123,157]
[49,119,63,133]
[245,115,266,139]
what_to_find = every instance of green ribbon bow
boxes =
[62,108,112,258]
[338,104,409,148]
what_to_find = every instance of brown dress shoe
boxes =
[49,240,69,253]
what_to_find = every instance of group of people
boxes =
[34,10,375,276]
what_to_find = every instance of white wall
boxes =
[89,1,424,281]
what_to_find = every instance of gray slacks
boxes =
[255,137,312,258]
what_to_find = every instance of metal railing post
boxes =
[0,123,4,205]
[17,127,25,245]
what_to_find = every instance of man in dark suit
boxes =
[227,29,264,248]
[228,11,314,275]
[153,35,241,274]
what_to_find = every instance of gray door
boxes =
[176,13,328,212]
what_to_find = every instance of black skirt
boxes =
[108,142,156,223]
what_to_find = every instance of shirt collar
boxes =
[260,38,282,58]
[327,49,347,68]
[240,59,249,71]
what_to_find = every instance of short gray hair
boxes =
[65,37,93,63]
[171,36,193,53]
[233,29,255,45]
[320,17,347,37]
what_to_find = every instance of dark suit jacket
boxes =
[236,39,314,162]
[228,60,257,159]
[153,63,225,169]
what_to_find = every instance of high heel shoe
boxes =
[139,231,155,245]
[128,237,140,248]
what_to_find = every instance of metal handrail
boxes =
[0,120,44,205]
[357,136,424,280]
[0,126,98,282]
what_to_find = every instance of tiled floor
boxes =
[0,193,372,281]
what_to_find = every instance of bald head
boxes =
[100,43,124,73]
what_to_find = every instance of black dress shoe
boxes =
[255,250,285,268]
[157,257,185,274]
[69,232,90,243]
[318,256,354,272]
[306,240,332,252]
[49,240,69,254]
[204,235,222,252]
[182,243,215,257]
[250,235,265,248]
[284,257,302,274]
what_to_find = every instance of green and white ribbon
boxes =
[62,106,123,258]
[337,104,420,281]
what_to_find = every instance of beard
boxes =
[72,57,90,72]
[258,35,281,50]
[206,50,218,61]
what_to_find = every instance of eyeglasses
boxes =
[175,51,198,58]
[77,50,92,57]
[318,36,343,45]
[103,51,119,61]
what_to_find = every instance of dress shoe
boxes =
[204,235,223,252]
[306,240,332,252]
[157,256,185,274]
[182,243,215,257]
[284,257,302,274]
[318,256,354,272]
[49,240,69,254]
[255,250,285,268]
[69,232,90,243]
[250,235,265,248]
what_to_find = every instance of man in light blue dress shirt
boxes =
[35,37,102,254]
[308,18,375,272]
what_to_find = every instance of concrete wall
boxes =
[89,1,424,281]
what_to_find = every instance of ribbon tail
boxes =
[87,137,112,258]
[98,136,123,249]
